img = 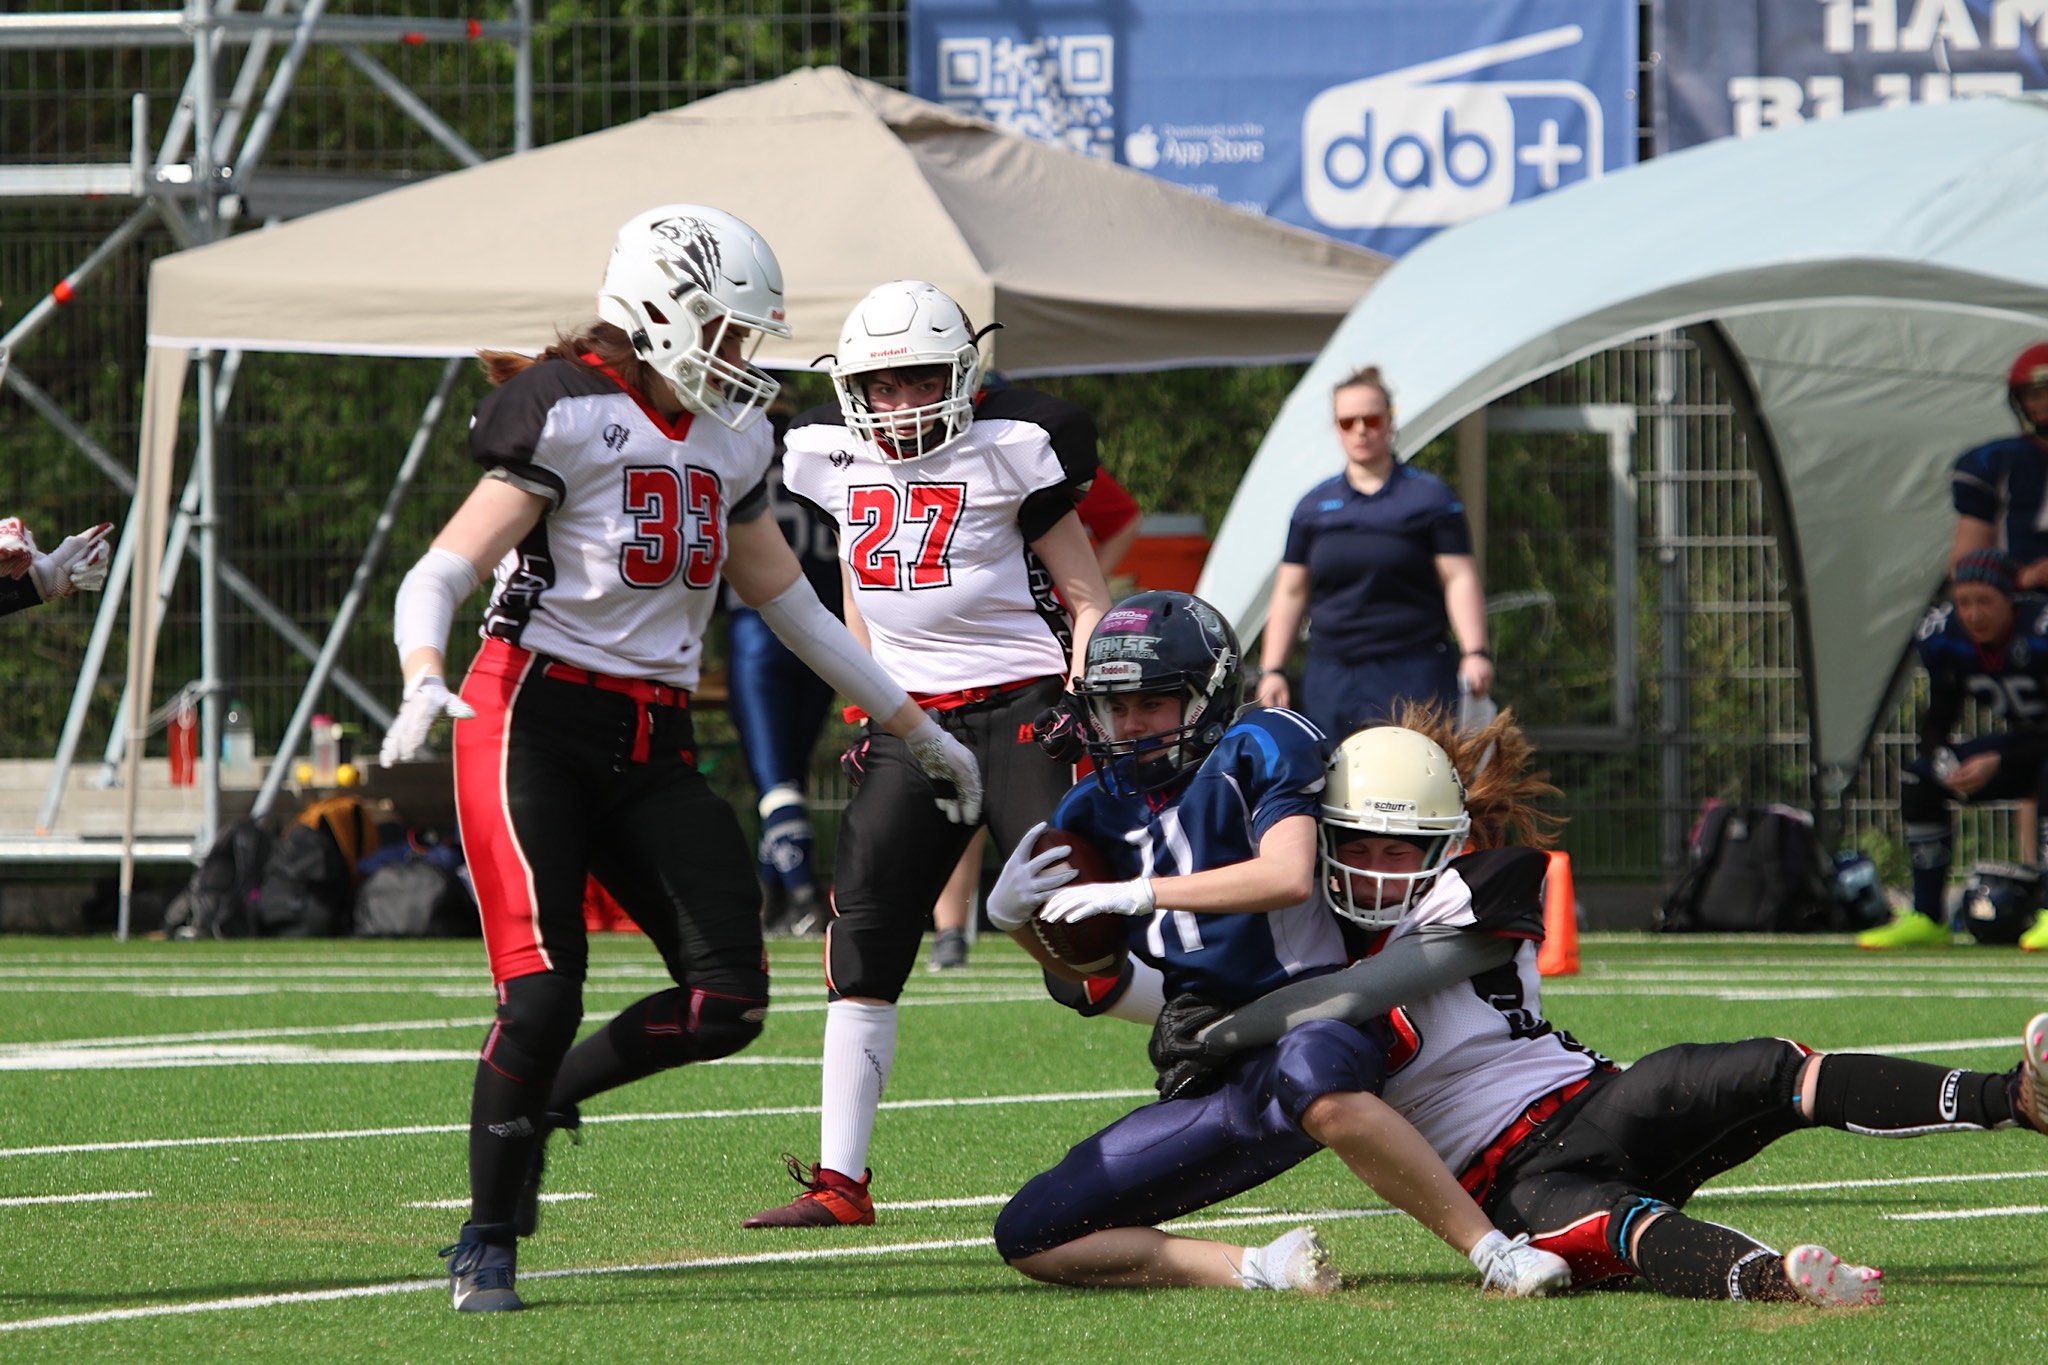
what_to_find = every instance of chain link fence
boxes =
[2,3,1995,895]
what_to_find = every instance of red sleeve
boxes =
[1076,468,1140,542]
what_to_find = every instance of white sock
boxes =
[1468,1229,1511,1271]
[1102,956,1167,1025]
[820,998,897,1177]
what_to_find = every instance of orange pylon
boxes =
[1536,849,1579,977]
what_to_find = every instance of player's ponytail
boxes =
[1388,700,1565,851]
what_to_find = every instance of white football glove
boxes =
[378,673,476,767]
[0,519,113,598]
[1041,876,1156,924]
[987,820,1081,932]
[905,716,983,826]
[0,518,32,581]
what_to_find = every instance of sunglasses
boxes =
[1336,412,1388,433]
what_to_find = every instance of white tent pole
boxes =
[119,347,188,943]
[194,351,225,854]
[1652,332,1689,876]
[250,357,465,820]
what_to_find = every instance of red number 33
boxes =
[621,465,722,589]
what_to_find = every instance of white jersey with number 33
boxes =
[467,358,773,688]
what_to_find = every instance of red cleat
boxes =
[741,1154,875,1228]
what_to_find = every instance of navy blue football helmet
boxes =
[1958,861,2042,946]
[1075,591,1245,795]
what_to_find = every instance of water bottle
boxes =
[223,699,256,784]
[311,713,339,786]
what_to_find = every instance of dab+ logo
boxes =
[1302,26,1604,230]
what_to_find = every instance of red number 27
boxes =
[847,483,965,590]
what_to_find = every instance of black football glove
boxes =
[1032,693,1091,763]
[839,735,873,788]
[1148,992,1229,1100]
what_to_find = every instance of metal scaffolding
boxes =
[1,3,532,931]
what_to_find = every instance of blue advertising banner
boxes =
[909,1,1639,258]
[1655,1,2048,151]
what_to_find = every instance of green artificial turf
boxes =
[1,932,2044,1363]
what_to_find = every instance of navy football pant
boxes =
[726,606,835,796]
[1302,641,1457,742]
[1900,730,2048,920]
[994,1019,1389,1260]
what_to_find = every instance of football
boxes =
[1028,825,1129,976]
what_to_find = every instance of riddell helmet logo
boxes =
[1302,26,1603,230]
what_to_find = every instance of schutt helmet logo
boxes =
[601,423,630,452]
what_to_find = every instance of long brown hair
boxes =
[1386,700,1565,851]
[477,321,663,394]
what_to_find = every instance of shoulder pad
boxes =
[1446,846,1549,935]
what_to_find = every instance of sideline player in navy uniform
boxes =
[1858,548,2048,949]
[720,409,841,937]
[743,280,1112,1227]
[379,209,982,1311]
[1150,710,2048,1306]
[985,591,1570,1297]
[1951,342,2048,583]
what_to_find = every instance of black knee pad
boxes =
[605,979,768,1069]
[484,971,584,1083]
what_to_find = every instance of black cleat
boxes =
[441,1222,522,1312]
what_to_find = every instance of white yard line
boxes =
[0,1089,1153,1160]
[0,1190,150,1208]
[0,1205,1399,1335]
[1884,1204,2048,1221]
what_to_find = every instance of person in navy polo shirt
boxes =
[1256,366,1491,739]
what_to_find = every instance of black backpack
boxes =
[251,796,377,938]
[353,856,479,938]
[1656,801,1842,933]
[164,818,277,940]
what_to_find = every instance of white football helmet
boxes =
[829,280,982,461]
[596,204,791,431]
[1320,726,1472,928]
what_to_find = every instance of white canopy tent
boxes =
[114,66,1388,915]
[1199,94,2048,794]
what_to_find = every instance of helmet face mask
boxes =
[1320,727,1472,928]
[2008,342,2048,439]
[596,205,792,432]
[1076,591,1245,796]
[830,281,982,461]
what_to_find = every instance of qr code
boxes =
[937,34,1117,159]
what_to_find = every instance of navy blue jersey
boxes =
[1050,707,1343,1006]
[1952,435,2048,566]
[1912,593,2048,752]
[1282,465,1474,662]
